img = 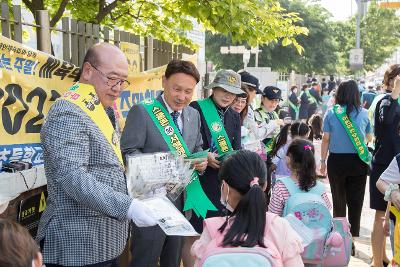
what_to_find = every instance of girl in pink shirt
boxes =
[191,150,304,267]
[269,139,332,217]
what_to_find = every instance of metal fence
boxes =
[0,3,194,70]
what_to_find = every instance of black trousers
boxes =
[129,195,183,267]
[45,257,119,267]
[327,153,368,237]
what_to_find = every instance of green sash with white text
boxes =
[304,90,317,105]
[288,99,299,120]
[197,98,234,156]
[333,104,372,165]
[141,98,217,218]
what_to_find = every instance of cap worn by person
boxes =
[205,69,245,95]
[238,71,262,94]
[262,86,282,100]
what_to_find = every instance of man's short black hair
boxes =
[165,59,200,83]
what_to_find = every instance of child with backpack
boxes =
[269,139,352,267]
[191,150,304,267]
[269,138,331,216]
[270,122,311,180]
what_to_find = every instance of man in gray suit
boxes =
[121,59,207,267]
[37,43,157,267]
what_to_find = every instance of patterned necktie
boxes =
[105,107,116,129]
[171,111,182,135]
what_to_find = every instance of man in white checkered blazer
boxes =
[36,43,157,267]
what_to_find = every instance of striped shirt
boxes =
[268,180,332,217]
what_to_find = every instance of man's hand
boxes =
[207,152,220,169]
[128,199,158,227]
[193,158,208,172]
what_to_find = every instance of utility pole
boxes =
[356,0,361,49]
[350,0,367,74]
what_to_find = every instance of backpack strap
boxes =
[278,177,301,195]
[308,181,325,195]
[278,177,325,196]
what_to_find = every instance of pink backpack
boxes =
[322,217,352,267]
[198,215,283,267]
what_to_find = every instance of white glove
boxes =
[128,199,158,227]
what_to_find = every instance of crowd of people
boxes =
[1,42,400,267]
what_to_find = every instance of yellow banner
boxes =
[0,35,196,169]
[120,42,141,74]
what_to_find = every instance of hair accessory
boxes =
[304,145,312,151]
[250,177,259,187]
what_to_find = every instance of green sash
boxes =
[333,104,372,164]
[264,136,276,154]
[197,98,233,155]
[141,98,217,218]
[304,90,317,104]
[288,99,299,120]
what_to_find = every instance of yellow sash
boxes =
[61,83,123,165]
[390,205,400,264]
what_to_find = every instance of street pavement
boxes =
[322,176,393,267]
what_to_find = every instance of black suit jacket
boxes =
[188,97,241,231]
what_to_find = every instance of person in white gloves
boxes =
[37,43,157,267]
[121,60,207,267]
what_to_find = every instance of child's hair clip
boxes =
[304,145,312,151]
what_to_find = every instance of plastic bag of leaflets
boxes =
[126,151,206,236]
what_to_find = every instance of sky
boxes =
[320,0,358,21]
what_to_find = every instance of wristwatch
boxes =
[320,159,326,164]
[384,183,399,202]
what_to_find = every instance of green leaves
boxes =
[206,0,336,74]
[20,0,307,50]
[282,37,292,46]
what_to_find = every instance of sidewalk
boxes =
[322,177,392,267]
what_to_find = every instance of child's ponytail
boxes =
[218,150,268,248]
[286,139,317,191]
[270,123,291,159]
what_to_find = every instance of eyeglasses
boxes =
[234,97,247,105]
[90,63,130,90]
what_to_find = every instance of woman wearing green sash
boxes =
[189,69,243,234]
[288,85,299,120]
[320,80,373,254]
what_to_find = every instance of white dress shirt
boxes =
[162,94,183,132]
